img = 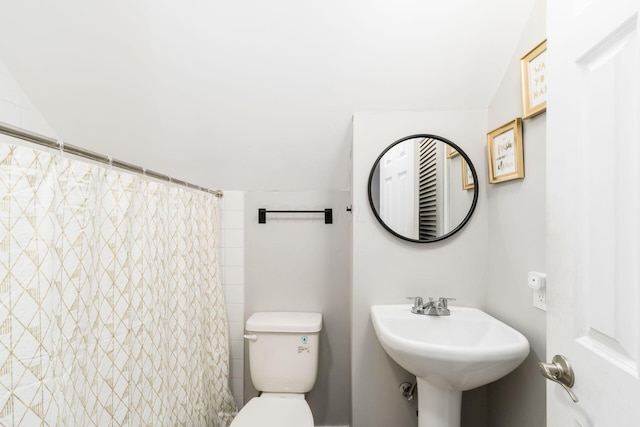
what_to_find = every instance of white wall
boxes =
[485,0,547,425]
[243,191,351,426]
[0,1,536,193]
[352,110,489,427]
[0,61,56,137]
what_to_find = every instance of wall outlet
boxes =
[533,287,546,311]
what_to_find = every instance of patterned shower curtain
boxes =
[0,142,237,426]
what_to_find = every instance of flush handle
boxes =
[243,334,258,341]
[538,354,578,403]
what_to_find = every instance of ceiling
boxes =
[0,0,536,191]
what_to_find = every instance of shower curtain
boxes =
[0,142,237,426]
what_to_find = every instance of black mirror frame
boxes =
[367,134,479,243]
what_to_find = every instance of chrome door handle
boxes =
[538,354,578,403]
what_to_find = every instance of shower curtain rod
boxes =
[0,121,223,198]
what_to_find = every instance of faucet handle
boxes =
[438,297,456,309]
[406,296,424,308]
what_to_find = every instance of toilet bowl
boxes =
[229,312,322,427]
[230,394,313,427]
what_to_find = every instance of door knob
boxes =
[538,354,578,403]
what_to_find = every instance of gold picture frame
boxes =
[520,39,547,119]
[487,118,524,184]
[446,144,459,158]
[461,158,474,190]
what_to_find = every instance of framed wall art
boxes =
[446,144,459,158]
[520,39,547,119]
[461,157,474,190]
[487,118,524,184]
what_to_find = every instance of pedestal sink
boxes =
[370,304,529,427]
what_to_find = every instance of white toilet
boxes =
[230,311,322,427]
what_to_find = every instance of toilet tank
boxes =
[245,312,322,393]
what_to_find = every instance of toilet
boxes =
[230,311,322,427]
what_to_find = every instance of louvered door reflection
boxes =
[418,138,438,240]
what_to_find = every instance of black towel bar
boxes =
[258,208,333,224]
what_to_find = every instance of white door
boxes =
[379,141,417,238]
[547,0,640,425]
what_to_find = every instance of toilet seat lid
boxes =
[230,397,314,427]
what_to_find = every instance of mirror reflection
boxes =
[368,135,478,243]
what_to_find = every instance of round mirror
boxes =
[368,134,478,243]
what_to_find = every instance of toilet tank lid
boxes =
[246,312,322,333]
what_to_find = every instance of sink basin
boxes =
[371,304,529,427]
[371,304,530,390]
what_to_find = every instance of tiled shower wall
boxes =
[218,191,246,409]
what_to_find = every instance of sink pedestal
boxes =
[417,378,462,427]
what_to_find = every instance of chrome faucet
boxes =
[406,296,456,316]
